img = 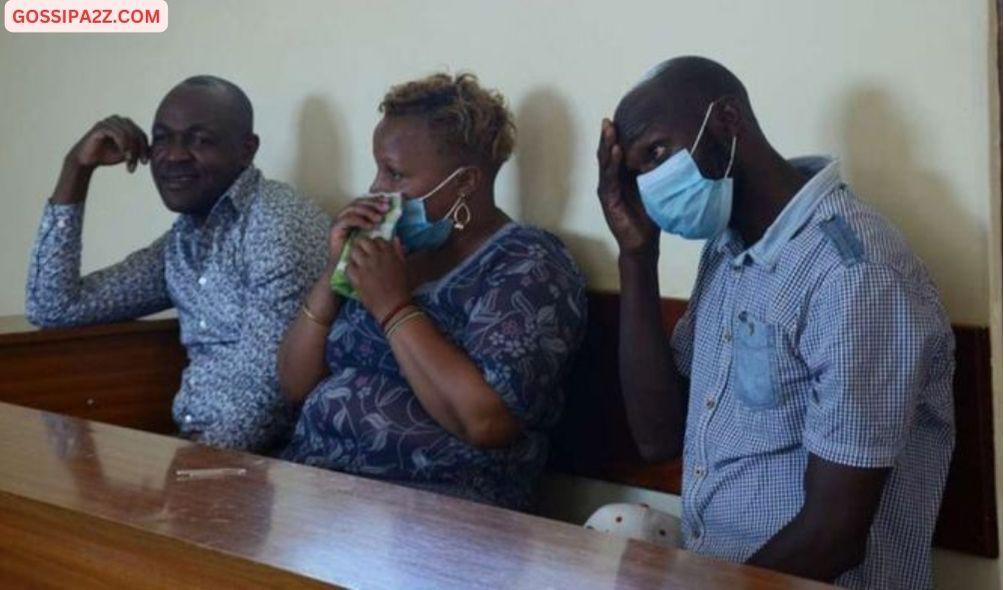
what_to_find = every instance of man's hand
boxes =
[596,118,659,257]
[51,116,151,205]
[70,116,150,173]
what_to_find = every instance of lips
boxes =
[158,172,200,191]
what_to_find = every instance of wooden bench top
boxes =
[0,401,830,589]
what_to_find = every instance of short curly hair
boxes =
[379,72,516,172]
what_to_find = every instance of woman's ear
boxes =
[457,166,482,197]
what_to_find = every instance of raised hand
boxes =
[596,118,659,257]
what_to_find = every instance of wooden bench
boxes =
[0,401,834,588]
[0,316,832,588]
[0,288,997,562]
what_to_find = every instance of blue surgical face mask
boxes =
[636,101,737,240]
[394,167,469,252]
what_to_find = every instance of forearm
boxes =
[746,507,864,582]
[389,316,518,448]
[50,157,95,205]
[278,271,341,403]
[747,456,888,582]
[618,252,686,460]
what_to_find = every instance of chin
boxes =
[158,188,210,216]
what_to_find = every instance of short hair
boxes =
[379,73,516,171]
[180,75,254,134]
[615,56,751,147]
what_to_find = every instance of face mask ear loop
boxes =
[724,136,737,178]
[690,101,717,154]
[417,166,468,203]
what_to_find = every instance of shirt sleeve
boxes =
[25,202,172,327]
[191,204,330,452]
[460,246,587,430]
[670,307,695,379]
[800,262,946,468]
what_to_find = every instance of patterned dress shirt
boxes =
[26,166,331,451]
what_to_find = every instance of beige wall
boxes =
[0,0,999,587]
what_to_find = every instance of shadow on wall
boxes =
[514,87,616,287]
[294,95,352,215]
[838,86,986,317]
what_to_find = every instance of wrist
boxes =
[62,153,97,176]
[619,248,660,269]
[379,299,416,332]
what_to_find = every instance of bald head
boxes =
[169,75,254,137]
[150,75,259,216]
[615,56,751,150]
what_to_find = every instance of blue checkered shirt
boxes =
[671,157,955,589]
[26,167,331,451]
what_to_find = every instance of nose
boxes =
[164,137,193,163]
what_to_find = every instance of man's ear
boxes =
[240,134,260,166]
[712,96,745,139]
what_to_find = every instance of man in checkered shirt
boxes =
[595,56,954,588]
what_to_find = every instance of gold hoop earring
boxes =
[452,196,472,230]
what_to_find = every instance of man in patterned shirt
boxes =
[26,76,330,452]
[595,57,954,588]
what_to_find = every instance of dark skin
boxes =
[596,69,889,582]
[278,115,519,448]
[50,83,259,223]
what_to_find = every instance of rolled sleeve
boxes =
[801,263,933,468]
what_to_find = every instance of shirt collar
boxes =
[720,156,841,270]
[215,165,260,214]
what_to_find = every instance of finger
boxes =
[596,119,610,166]
[338,202,386,225]
[334,213,379,232]
[121,117,150,164]
[359,194,391,210]
[103,118,137,169]
[96,122,131,163]
[352,237,377,257]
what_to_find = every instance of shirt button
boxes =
[56,218,67,229]
[705,397,716,410]
[184,414,193,424]
[198,276,207,286]
[694,465,706,478]
[199,320,207,330]
[723,330,732,343]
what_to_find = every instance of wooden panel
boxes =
[550,291,1000,558]
[0,317,185,433]
[0,402,831,589]
[932,326,999,556]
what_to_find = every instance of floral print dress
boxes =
[281,223,587,510]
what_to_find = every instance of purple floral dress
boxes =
[281,223,587,509]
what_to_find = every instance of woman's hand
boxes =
[329,195,391,263]
[347,237,410,321]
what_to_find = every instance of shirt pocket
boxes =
[731,311,781,410]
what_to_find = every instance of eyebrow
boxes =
[152,122,219,134]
